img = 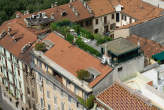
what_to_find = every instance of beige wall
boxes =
[92,12,136,35]
[114,28,130,39]
[35,72,85,110]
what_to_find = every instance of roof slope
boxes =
[97,82,158,110]
[127,34,164,58]
[120,0,163,20]
[88,0,162,20]
[130,15,164,45]
[44,33,112,87]
[88,0,115,17]
[0,19,37,60]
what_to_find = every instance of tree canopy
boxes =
[0,0,69,25]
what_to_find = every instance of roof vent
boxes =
[31,15,37,19]
[87,67,101,79]
[88,8,93,14]
[24,10,29,15]
[42,40,54,50]
[0,30,7,39]
[16,14,20,18]
[75,11,79,16]
[21,42,32,53]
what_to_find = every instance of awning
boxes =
[152,51,164,61]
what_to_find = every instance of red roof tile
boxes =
[43,33,112,87]
[0,19,37,59]
[97,82,158,110]
[127,34,164,58]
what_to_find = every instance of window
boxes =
[40,98,44,108]
[118,67,123,72]
[94,29,99,33]
[116,13,120,22]
[39,85,42,92]
[80,22,83,27]
[32,91,34,98]
[68,95,71,102]
[61,90,63,96]
[61,102,65,110]
[112,14,114,19]
[47,91,50,98]
[54,96,57,104]
[48,104,51,110]
[130,18,132,23]
[95,19,98,25]
[104,16,107,24]
[85,20,89,26]
[19,81,21,88]
[122,14,124,19]
[27,87,30,94]
[124,16,127,21]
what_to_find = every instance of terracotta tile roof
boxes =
[42,0,93,22]
[88,0,115,17]
[97,82,158,110]
[88,0,162,20]
[18,0,92,23]
[127,34,164,58]
[0,19,37,59]
[120,0,163,20]
[43,33,112,87]
[14,0,93,35]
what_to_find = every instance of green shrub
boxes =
[77,95,95,109]
[66,34,74,43]
[78,96,86,106]
[80,28,94,40]
[35,42,46,52]
[94,34,112,45]
[75,38,101,57]
[77,69,90,80]
[86,95,95,109]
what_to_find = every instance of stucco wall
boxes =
[113,55,145,81]
[114,28,130,39]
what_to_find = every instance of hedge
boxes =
[66,34,74,44]
[77,95,95,109]
[75,38,101,57]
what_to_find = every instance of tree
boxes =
[0,0,70,25]
[35,42,47,52]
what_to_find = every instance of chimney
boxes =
[104,44,108,56]
[54,2,58,7]
[72,7,75,12]
[8,27,12,32]
[70,0,75,3]
[51,3,54,8]
[51,13,55,19]
[16,14,20,18]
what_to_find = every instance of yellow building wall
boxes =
[36,73,84,110]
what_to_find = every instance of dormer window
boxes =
[61,11,67,16]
